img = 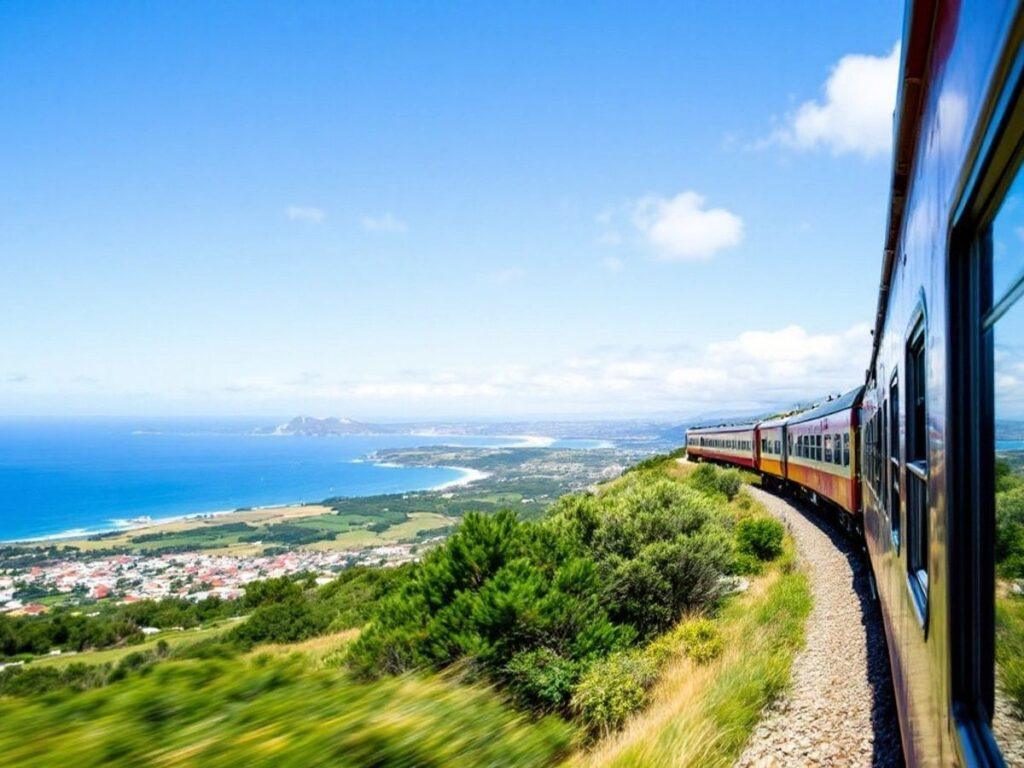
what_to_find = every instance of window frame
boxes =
[945,31,1024,761]
[905,309,929,627]
[890,372,902,552]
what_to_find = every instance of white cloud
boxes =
[772,43,900,158]
[631,192,743,260]
[209,323,870,417]
[361,213,408,233]
[285,205,325,223]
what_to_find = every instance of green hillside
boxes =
[0,458,809,767]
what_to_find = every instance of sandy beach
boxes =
[49,504,336,552]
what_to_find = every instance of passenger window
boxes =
[906,318,928,619]
[834,434,841,465]
[824,434,833,463]
[890,376,901,548]
[816,434,822,461]
[843,433,850,466]
[986,188,1024,756]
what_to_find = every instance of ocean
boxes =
[0,418,603,542]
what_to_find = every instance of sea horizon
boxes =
[0,417,603,543]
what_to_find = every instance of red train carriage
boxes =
[685,423,757,470]
[783,387,863,521]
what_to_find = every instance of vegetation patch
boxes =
[995,458,1024,714]
[569,558,811,767]
[0,653,572,767]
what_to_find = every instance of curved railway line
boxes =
[733,481,903,767]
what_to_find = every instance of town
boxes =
[0,539,435,616]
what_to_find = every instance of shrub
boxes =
[736,518,784,561]
[998,486,1024,578]
[715,469,743,501]
[572,650,659,739]
[604,532,731,638]
[230,598,329,646]
[505,648,580,713]
[644,617,723,667]
[731,551,764,576]
[678,618,724,664]
[347,472,735,722]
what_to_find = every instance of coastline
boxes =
[5,462,489,547]
[432,466,491,490]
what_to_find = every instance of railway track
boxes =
[734,484,904,767]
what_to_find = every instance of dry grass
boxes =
[246,628,360,663]
[566,539,810,768]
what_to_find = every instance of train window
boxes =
[776,439,781,455]
[983,182,1024,757]
[889,375,901,549]
[824,434,833,463]
[877,411,885,497]
[816,434,822,461]
[906,317,928,621]
[843,433,850,466]
[833,434,841,465]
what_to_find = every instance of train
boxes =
[688,1,1024,765]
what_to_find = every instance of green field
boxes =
[27,619,242,670]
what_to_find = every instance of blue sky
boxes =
[1,1,904,419]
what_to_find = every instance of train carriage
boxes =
[682,4,1024,762]
[684,423,757,469]
[865,0,1024,764]
[783,388,862,520]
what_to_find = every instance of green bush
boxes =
[644,617,723,667]
[998,485,1024,578]
[715,469,743,500]
[678,618,724,664]
[505,648,580,713]
[230,597,329,646]
[347,471,736,721]
[572,650,659,739]
[736,518,784,561]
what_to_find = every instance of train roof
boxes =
[757,411,804,429]
[870,0,936,375]
[784,386,865,426]
[686,419,758,433]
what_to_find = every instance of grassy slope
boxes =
[570,557,809,767]
[28,618,242,670]
[0,639,572,767]
[2,458,810,768]
[569,458,811,768]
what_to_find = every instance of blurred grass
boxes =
[0,649,572,767]
[29,619,241,670]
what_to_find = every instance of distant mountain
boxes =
[273,416,387,436]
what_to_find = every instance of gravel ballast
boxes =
[734,485,904,767]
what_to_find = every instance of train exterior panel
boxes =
[785,390,861,517]
[757,421,787,480]
[685,425,757,469]
[865,1,1024,764]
